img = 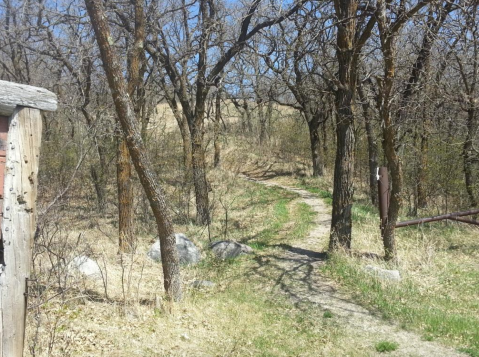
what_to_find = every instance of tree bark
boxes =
[190,120,210,225]
[417,114,429,209]
[308,116,323,177]
[213,88,221,168]
[464,108,478,208]
[375,0,435,261]
[85,0,182,300]
[117,136,135,252]
[258,99,267,145]
[357,84,378,205]
[329,0,359,251]
[116,0,146,253]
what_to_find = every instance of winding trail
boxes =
[243,174,466,357]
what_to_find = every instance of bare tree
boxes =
[262,6,333,177]
[375,0,437,260]
[146,0,306,225]
[329,0,376,251]
[84,0,182,301]
[453,3,479,210]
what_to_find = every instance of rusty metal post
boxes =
[377,167,389,238]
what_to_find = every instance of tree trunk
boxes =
[381,112,402,262]
[213,88,221,168]
[90,165,107,212]
[117,136,135,252]
[329,111,355,250]
[188,91,210,225]
[257,99,266,145]
[85,0,182,300]
[358,84,378,205]
[464,108,478,208]
[322,120,328,168]
[417,115,429,209]
[308,117,323,177]
[89,140,108,212]
[191,127,210,225]
[81,110,109,213]
[377,6,401,261]
[329,0,358,251]
[177,113,193,180]
[243,99,253,133]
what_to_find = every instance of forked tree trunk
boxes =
[375,0,434,261]
[377,1,400,262]
[85,0,182,300]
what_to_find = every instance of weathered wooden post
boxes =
[0,80,57,356]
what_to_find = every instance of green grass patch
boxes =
[352,203,377,223]
[323,310,333,318]
[252,198,290,245]
[375,341,399,353]
[459,347,479,357]
[323,253,479,353]
[296,178,333,205]
[291,202,317,238]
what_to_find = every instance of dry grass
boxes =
[27,155,364,356]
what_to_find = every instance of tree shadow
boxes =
[246,244,374,318]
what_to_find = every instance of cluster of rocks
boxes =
[147,233,253,265]
[67,234,254,287]
[147,234,254,290]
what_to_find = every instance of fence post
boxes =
[377,167,389,238]
[0,80,57,357]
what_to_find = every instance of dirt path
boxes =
[243,175,466,357]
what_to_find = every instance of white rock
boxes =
[180,333,190,340]
[210,241,253,259]
[67,255,102,279]
[147,233,201,265]
[364,265,401,282]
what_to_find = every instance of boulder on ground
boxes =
[190,280,216,289]
[364,265,401,282]
[210,240,253,259]
[67,255,102,279]
[147,233,201,265]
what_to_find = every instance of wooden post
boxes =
[0,80,57,357]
